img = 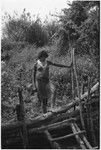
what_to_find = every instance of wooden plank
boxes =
[44,130,60,149]
[51,130,86,142]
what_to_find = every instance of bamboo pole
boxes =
[71,48,85,130]
[18,87,28,149]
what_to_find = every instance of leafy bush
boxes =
[56,0,100,69]
[25,21,48,46]
[2,10,48,47]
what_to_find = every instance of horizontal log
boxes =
[50,109,80,124]
[80,82,99,100]
[51,130,86,142]
[2,82,99,134]
[49,82,99,115]
[2,110,80,141]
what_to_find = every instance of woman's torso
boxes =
[36,60,49,82]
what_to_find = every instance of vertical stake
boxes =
[70,49,75,110]
[71,48,85,131]
[87,76,96,146]
[18,87,28,148]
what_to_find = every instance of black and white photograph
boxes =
[1,0,100,149]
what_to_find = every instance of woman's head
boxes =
[38,50,48,59]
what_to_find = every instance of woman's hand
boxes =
[31,87,37,95]
[69,62,73,68]
[34,87,37,92]
[66,62,73,68]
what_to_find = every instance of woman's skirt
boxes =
[36,79,55,100]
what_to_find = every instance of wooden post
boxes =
[71,48,85,130]
[70,48,75,111]
[18,87,28,149]
[86,75,90,128]
[71,67,75,101]
[87,76,96,146]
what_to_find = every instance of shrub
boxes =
[2,10,48,47]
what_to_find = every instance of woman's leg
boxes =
[42,98,47,113]
[37,93,41,106]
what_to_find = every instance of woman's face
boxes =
[40,56,46,62]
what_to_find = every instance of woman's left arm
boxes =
[48,60,72,68]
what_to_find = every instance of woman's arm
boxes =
[32,64,37,89]
[48,60,72,68]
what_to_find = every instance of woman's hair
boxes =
[38,50,48,59]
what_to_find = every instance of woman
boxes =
[33,50,72,114]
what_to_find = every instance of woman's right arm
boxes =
[32,64,37,89]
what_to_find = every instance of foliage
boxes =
[57,0,100,68]
[44,20,59,44]
[2,9,48,47]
